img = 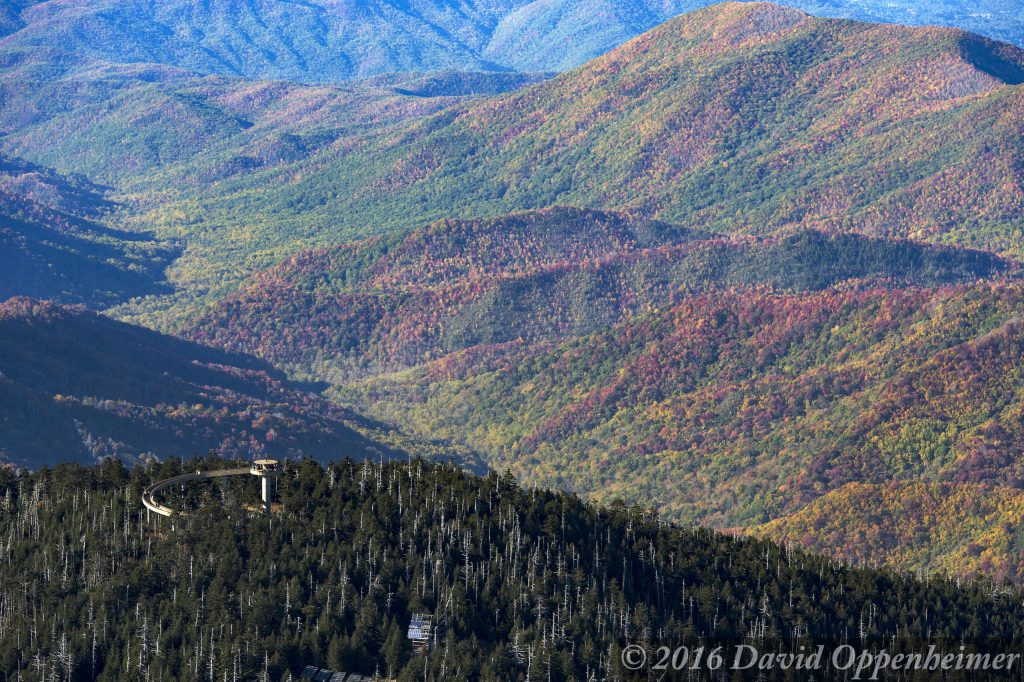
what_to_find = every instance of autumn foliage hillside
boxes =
[183,207,1013,375]
[752,482,1024,582]
[331,282,1024,577]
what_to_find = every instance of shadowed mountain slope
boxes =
[0,298,397,468]
[0,157,176,306]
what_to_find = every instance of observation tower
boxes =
[249,459,280,515]
[142,459,281,519]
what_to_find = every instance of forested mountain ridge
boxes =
[182,207,1017,376]
[1,458,1022,681]
[0,57,516,310]
[0,298,419,469]
[4,3,1024,298]
[119,2,1024,292]
[0,0,1020,82]
[492,0,1024,70]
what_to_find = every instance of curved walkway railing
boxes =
[142,468,251,518]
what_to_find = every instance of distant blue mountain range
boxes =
[0,0,1020,80]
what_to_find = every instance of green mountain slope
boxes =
[181,207,1015,376]
[0,59,479,183]
[120,3,1024,292]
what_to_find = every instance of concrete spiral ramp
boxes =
[142,460,280,518]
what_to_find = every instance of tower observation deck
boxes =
[250,459,280,515]
[142,459,281,519]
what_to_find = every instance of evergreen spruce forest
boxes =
[1,458,1023,681]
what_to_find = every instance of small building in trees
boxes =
[407,613,433,654]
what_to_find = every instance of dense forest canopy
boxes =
[1,459,1023,681]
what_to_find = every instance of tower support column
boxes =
[250,459,280,516]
